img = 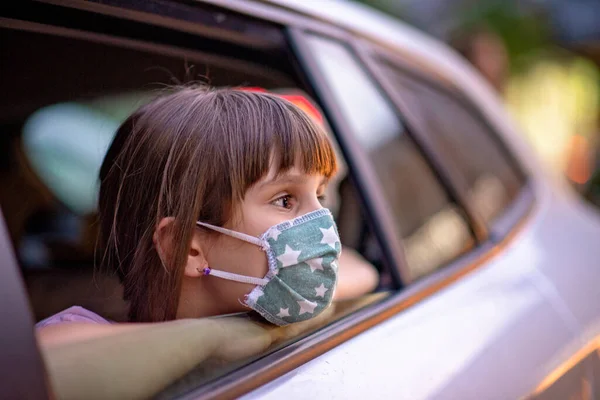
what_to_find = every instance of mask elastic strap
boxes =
[201,267,269,286]
[196,221,268,251]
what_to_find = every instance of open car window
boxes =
[0,13,393,399]
[374,58,526,229]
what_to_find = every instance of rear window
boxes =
[376,59,526,227]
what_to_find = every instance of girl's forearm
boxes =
[41,318,272,400]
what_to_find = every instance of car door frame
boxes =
[0,210,52,399]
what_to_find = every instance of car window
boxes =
[304,34,475,281]
[1,23,391,399]
[376,59,525,227]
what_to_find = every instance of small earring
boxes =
[197,267,211,276]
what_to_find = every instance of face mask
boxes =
[196,208,340,326]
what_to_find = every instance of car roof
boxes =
[266,0,465,75]
[253,0,541,177]
[212,0,484,98]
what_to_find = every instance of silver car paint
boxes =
[241,1,600,398]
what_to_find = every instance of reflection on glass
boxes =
[403,207,472,279]
[305,35,474,280]
[378,61,523,226]
[305,35,401,152]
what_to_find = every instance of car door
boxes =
[0,210,50,398]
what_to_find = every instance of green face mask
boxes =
[196,208,341,325]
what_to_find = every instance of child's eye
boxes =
[272,194,294,210]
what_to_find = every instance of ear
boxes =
[153,217,208,279]
[185,227,210,278]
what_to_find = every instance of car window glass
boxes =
[377,60,525,226]
[1,26,390,398]
[304,34,475,280]
[303,35,400,151]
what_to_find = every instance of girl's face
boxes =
[184,164,329,317]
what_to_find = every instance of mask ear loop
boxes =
[195,221,269,251]
[197,267,269,286]
[195,221,271,286]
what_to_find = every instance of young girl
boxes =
[37,85,377,336]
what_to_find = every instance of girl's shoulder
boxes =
[36,306,111,328]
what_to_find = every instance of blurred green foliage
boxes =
[457,1,550,73]
[355,0,552,73]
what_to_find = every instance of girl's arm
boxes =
[334,246,379,300]
[37,247,376,399]
[38,318,273,400]
[37,320,146,348]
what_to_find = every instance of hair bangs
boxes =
[230,91,338,200]
[269,95,337,180]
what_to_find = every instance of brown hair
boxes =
[98,86,337,322]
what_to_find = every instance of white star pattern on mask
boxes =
[314,283,328,297]
[320,226,338,250]
[269,227,282,241]
[277,245,302,267]
[306,257,324,273]
[297,299,317,315]
[276,308,290,318]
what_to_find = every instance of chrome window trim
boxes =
[489,182,536,243]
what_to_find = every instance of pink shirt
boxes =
[36,306,110,328]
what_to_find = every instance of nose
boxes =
[301,194,323,215]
